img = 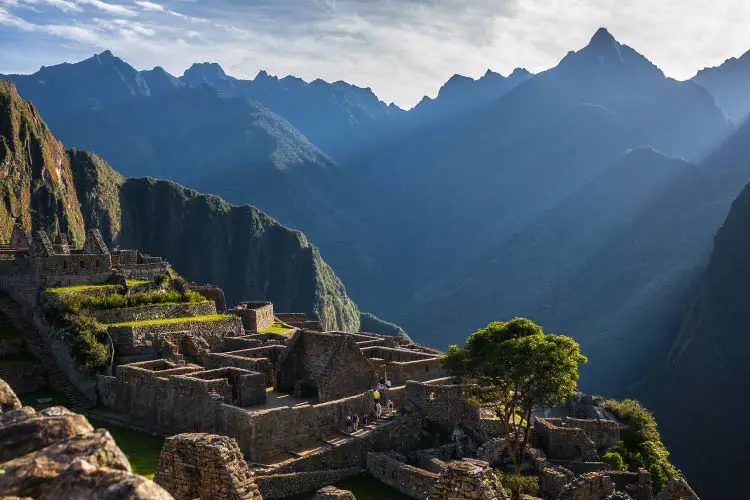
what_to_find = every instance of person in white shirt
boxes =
[375,402,382,420]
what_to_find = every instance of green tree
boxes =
[440,318,587,470]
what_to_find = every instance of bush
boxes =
[154,273,169,287]
[60,314,111,374]
[498,472,539,500]
[603,399,679,492]
[602,451,627,471]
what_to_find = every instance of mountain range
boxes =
[5,27,750,497]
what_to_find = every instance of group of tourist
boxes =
[344,377,397,434]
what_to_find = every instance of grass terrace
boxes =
[259,322,294,334]
[46,283,122,294]
[104,314,235,328]
[126,280,153,287]
[89,419,164,480]
[70,289,206,312]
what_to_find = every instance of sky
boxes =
[1,0,749,108]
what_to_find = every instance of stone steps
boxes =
[0,294,93,411]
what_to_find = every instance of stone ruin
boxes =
[0,222,702,500]
[316,485,356,499]
[155,433,261,500]
[0,377,172,499]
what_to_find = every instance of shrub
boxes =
[59,314,111,374]
[602,451,628,471]
[603,399,679,492]
[498,472,539,500]
[154,273,169,287]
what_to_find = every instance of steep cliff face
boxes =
[0,81,85,245]
[2,81,360,331]
[640,134,750,498]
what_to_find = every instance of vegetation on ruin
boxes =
[440,317,587,471]
[104,314,234,328]
[497,472,540,500]
[126,279,152,287]
[603,399,679,492]
[89,418,164,480]
[46,283,122,294]
[602,451,628,471]
[65,289,206,312]
[55,314,112,374]
[259,322,293,334]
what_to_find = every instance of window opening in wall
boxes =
[429,392,435,401]
[425,365,430,373]
[63,261,68,270]
[95,260,100,268]
[80,260,85,268]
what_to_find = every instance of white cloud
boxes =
[2,0,750,107]
[75,0,135,16]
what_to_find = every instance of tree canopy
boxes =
[440,317,587,469]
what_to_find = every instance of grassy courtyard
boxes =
[88,419,165,480]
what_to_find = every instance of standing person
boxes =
[373,389,380,404]
[376,381,383,392]
[363,413,369,427]
[375,401,382,420]
[354,414,360,431]
[387,399,394,416]
[386,378,392,390]
[346,414,353,433]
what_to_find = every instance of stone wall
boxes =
[276,331,377,402]
[558,471,615,500]
[404,380,480,433]
[317,337,377,402]
[274,413,425,474]
[91,301,217,325]
[534,417,599,461]
[367,452,439,500]
[233,302,274,332]
[388,359,445,386]
[429,459,508,500]
[256,468,360,499]
[204,352,275,387]
[107,316,243,352]
[190,285,228,313]
[655,478,700,500]
[155,433,261,500]
[99,360,378,461]
[223,391,375,461]
[607,470,653,500]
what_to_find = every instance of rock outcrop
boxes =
[316,486,356,499]
[0,377,172,499]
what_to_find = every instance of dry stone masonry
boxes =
[0,221,702,500]
[155,433,261,500]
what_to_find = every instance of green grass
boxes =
[259,322,293,334]
[46,284,121,294]
[19,388,67,408]
[286,475,411,500]
[126,280,153,287]
[89,419,164,480]
[105,314,235,328]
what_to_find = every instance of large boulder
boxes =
[0,406,93,462]
[317,486,356,499]
[0,377,22,413]
[0,429,131,498]
[38,459,174,500]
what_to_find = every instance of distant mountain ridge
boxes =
[0,28,738,393]
[0,80,361,332]
[692,50,750,123]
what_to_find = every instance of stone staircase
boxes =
[0,293,93,410]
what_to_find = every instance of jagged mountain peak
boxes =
[557,27,664,78]
[182,62,230,81]
[589,27,617,47]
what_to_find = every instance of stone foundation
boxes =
[155,433,261,500]
[428,459,508,500]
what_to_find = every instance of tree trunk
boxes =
[519,405,533,464]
